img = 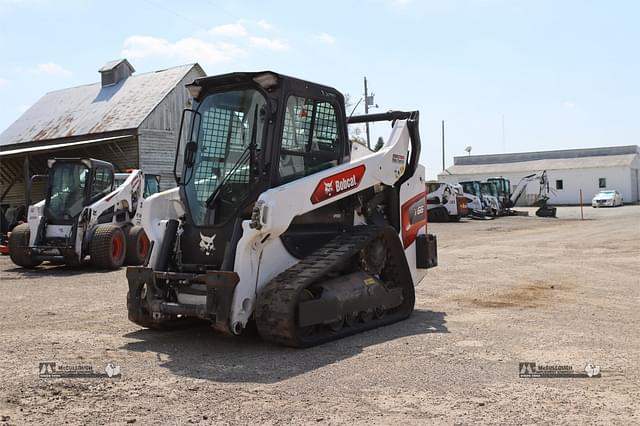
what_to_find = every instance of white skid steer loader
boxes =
[426,181,469,222]
[126,71,438,347]
[9,158,157,269]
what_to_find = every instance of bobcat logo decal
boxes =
[324,181,334,196]
[199,233,216,256]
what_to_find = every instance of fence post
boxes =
[579,189,584,220]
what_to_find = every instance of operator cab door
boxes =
[43,160,114,244]
[179,88,269,269]
[45,162,114,227]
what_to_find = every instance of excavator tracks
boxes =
[255,225,415,347]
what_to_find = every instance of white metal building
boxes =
[438,145,640,205]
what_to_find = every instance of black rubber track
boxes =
[255,225,415,347]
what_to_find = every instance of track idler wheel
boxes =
[359,237,386,275]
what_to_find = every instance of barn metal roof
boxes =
[0,135,132,158]
[0,63,200,147]
[441,153,639,176]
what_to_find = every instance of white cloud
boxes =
[313,33,336,45]
[122,35,246,65]
[208,22,248,37]
[249,36,289,51]
[29,62,72,77]
[257,19,273,31]
[562,101,576,109]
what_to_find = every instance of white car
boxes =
[592,190,623,207]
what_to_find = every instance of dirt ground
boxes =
[0,205,638,425]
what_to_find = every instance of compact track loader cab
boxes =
[9,158,154,269]
[127,71,438,347]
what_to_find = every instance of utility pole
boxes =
[364,76,370,149]
[441,120,445,171]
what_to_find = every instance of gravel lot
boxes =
[1,205,638,425]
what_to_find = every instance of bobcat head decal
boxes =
[324,181,334,196]
[199,233,216,256]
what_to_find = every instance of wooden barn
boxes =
[0,59,205,210]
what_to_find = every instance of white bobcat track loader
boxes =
[9,158,156,269]
[127,71,438,347]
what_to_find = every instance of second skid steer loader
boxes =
[9,158,157,269]
[126,71,438,347]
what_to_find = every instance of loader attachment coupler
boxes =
[126,267,240,333]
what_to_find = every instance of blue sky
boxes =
[0,0,638,178]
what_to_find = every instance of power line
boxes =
[203,0,240,22]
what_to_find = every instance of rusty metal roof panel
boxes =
[0,63,197,147]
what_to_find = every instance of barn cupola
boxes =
[99,59,135,87]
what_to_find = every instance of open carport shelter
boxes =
[0,59,205,211]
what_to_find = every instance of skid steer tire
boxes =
[125,226,150,266]
[8,223,41,268]
[90,225,126,270]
